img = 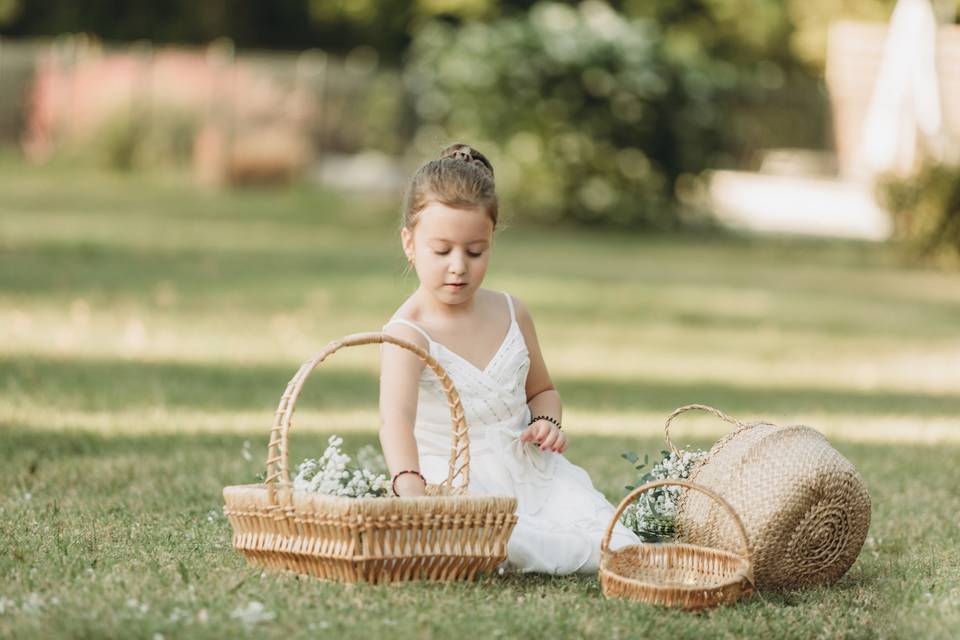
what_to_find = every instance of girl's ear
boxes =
[400,227,414,263]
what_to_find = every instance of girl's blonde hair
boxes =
[403,143,498,229]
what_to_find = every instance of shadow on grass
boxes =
[0,242,396,300]
[2,422,956,496]
[6,354,960,418]
[4,242,960,339]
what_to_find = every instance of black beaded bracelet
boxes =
[391,469,426,497]
[528,415,562,430]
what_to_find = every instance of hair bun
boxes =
[439,143,494,177]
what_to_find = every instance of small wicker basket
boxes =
[665,404,872,589]
[600,479,754,611]
[223,332,519,584]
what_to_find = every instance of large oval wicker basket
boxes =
[600,479,754,611]
[666,404,872,590]
[223,332,518,584]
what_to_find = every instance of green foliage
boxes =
[617,0,795,65]
[0,0,22,26]
[405,2,798,228]
[88,106,199,171]
[876,161,960,267]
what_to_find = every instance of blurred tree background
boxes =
[0,0,919,62]
[1,0,958,233]
[5,6,960,637]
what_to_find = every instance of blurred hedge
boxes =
[877,161,960,266]
[405,2,821,228]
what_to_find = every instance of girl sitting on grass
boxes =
[378,143,638,574]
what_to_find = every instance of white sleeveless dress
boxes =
[385,291,639,574]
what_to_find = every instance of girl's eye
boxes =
[433,250,483,257]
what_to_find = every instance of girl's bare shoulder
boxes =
[382,297,429,350]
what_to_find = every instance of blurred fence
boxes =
[0,36,408,184]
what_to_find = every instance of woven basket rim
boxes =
[224,482,517,506]
[600,542,752,592]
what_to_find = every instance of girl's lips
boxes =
[445,283,467,288]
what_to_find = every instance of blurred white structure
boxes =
[708,169,892,241]
[855,0,949,179]
[710,0,959,241]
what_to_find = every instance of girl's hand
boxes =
[520,420,568,454]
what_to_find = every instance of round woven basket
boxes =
[222,332,518,584]
[665,404,872,590]
[600,479,754,611]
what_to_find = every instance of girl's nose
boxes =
[449,255,466,275]
[450,251,467,275]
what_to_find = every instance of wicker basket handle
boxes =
[664,404,745,457]
[601,479,753,565]
[264,332,470,501]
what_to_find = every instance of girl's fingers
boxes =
[520,422,561,447]
[539,429,559,451]
[555,433,568,453]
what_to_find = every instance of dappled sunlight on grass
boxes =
[7,406,960,445]
[2,161,960,638]
[1,159,958,450]
[4,352,959,442]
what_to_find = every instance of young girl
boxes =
[378,143,639,574]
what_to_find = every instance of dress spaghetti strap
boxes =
[503,292,516,323]
[383,318,433,344]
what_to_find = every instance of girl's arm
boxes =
[378,323,428,496]
[513,296,568,454]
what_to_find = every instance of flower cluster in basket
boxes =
[291,436,391,498]
[619,447,706,542]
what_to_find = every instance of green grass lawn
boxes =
[1,158,959,638]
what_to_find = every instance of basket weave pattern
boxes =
[666,404,872,590]
[600,479,754,611]
[223,332,518,583]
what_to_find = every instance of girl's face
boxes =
[402,202,494,306]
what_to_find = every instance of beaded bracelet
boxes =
[528,415,562,431]
[391,469,426,497]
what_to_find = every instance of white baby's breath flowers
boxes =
[168,607,188,623]
[20,593,44,614]
[230,601,275,629]
[125,597,149,615]
[620,448,706,541]
[292,436,390,498]
[0,596,16,614]
[356,444,389,475]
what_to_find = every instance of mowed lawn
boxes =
[1,158,959,638]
